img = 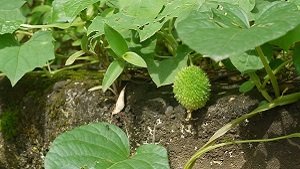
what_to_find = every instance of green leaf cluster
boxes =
[0,31,54,85]
[2,1,300,168]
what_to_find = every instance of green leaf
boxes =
[88,0,204,41]
[65,50,85,66]
[96,144,169,169]
[235,0,255,12]
[81,34,89,52]
[176,1,300,61]
[293,42,300,75]
[51,0,100,22]
[104,24,128,57]
[146,45,190,87]
[289,0,300,9]
[239,80,255,93]
[0,0,26,34]
[230,52,263,73]
[45,122,170,169]
[0,31,54,86]
[102,60,125,92]
[122,52,147,68]
[206,0,255,20]
[271,24,300,50]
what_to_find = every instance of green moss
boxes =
[173,66,211,111]
[0,110,18,140]
[51,69,103,81]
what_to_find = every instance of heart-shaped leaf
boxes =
[0,31,54,86]
[45,122,170,169]
[176,1,300,61]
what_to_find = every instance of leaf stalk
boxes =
[255,46,280,98]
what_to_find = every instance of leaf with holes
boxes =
[176,1,300,61]
[44,122,170,169]
[0,0,26,34]
[88,0,204,41]
[0,31,54,86]
[51,0,100,22]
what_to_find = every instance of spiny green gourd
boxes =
[173,66,211,111]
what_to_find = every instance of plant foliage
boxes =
[45,122,170,169]
[1,1,300,168]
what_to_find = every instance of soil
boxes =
[0,70,299,169]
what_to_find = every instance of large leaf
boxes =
[0,31,54,86]
[51,0,100,22]
[289,0,300,9]
[102,60,125,92]
[88,0,204,41]
[88,0,255,41]
[176,1,300,61]
[45,122,170,169]
[0,0,26,34]
[104,24,128,57]
[146,45,190,87]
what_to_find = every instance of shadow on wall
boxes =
[239,102,300,169]
[0,75,48,168]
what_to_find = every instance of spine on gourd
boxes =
[173,66,211,114]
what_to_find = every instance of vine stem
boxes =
[255,46,280,98]
[157,31,178,55]
[184,133,300,169]
[184,92,300,168]
[20,22,86,29]
[248,72,273,102]
[50,60,99,74]
[262,59,291,88]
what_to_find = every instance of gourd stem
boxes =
[248,72,273,102]
[255,46,280,98]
